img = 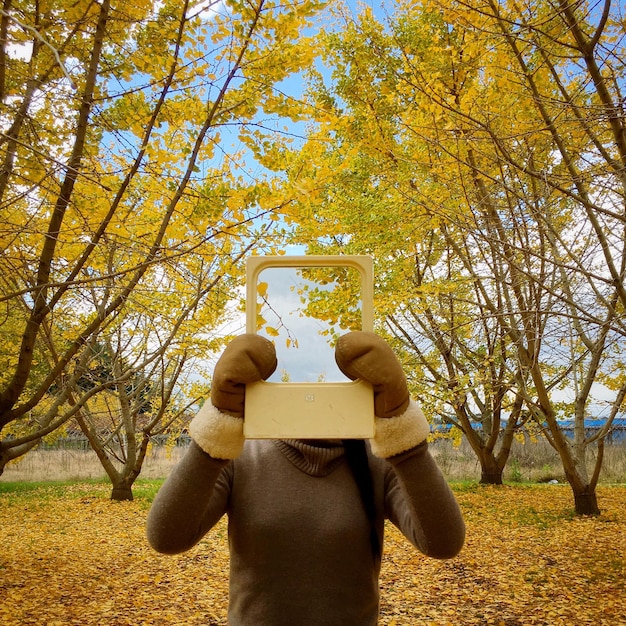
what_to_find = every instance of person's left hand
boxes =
[335,331,410,418]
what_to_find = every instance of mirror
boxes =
[243,255,375,439]
[254,265,363,382]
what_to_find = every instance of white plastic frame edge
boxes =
[245,254,374,334]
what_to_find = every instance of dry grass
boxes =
[429,438,626,484]
[0,445,186,483]
[2,438,625,485]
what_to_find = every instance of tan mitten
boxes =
[335,331,430,458]
[189,334,277,459]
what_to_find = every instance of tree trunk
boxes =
[111,482,134,502]
[573,490,600,516]
[110,465,142,502]
[475,445,505,484]
[480,470,503,485]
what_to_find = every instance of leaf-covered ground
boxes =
[0,482,624,625]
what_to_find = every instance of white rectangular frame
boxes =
[244,255,375,439]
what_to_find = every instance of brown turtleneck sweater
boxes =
[147,437,464,625]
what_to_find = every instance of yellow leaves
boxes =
[257,281,269,298]
[285,337,299,349]
[1,484,626,624]
[381,484,626,625]
[2,0,332,456]
[255,283,282,338]
[0,486,231,625]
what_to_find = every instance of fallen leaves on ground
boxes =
[0,483,624,625]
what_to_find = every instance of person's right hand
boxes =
[211,334,277,417]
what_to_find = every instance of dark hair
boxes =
[342,439,381,561]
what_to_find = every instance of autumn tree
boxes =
[274,4,544,486]
[0,0,324,475]
[424,0,626,514]
[280,0,625,513]
[68,238,254,500]
[72,334,198,502]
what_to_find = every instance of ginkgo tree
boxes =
[273,3,555,486]
[417,0,626,515]
[64,235,255,501]
[279,0,625,514]
[0,0,324,475]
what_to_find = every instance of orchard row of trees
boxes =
[280,0,626,515]
[1,0,624,513]
[0,0,322,500]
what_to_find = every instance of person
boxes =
[147,331,465,625]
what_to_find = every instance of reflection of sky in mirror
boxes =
[256,267,362,382]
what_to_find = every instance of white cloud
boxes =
[6,41,33,61]
[186,0,228,22]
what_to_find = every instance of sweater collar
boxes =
[273,439,345,477]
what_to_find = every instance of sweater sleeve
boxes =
[146,441,232,555]
[383,441,465,559]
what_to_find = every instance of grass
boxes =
[0,477,108,494]
[0,445,188,483]
[0,477,164,494]
[131,478,165,503]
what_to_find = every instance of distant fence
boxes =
[432,418,626,443]
[38,432,193,451]
[35,420,626,454]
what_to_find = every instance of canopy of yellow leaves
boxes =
[0,483,624,625]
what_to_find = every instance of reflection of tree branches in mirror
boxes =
[256,281,299,349]
[296,266,363,345]
[253,266,364,383]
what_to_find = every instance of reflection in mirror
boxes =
[255,266,363,383]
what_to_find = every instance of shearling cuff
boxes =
[188,402,245,460]
[370,399,431,458]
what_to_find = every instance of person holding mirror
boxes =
[146,331,465,625]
